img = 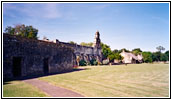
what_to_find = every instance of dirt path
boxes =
[23,78,84,97]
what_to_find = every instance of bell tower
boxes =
[93,30,101,49]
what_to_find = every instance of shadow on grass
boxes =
[3,68,91,85]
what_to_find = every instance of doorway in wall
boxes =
[12,57,22,77]
[43,58,49,74]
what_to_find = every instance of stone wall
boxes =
[3,34,75,79]
[60,42,102,64]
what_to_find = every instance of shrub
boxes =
[90,59,98,65]
[79,60,87,66]
[93,60,98,65]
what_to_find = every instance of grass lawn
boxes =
[3,81,48,97]
[39,63,169,97]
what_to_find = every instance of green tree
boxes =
[142,52,153,63]
[69,41,77,44]
[112,49,119,54]
[118,48,130,53]
[152,52,161,61]
[160,53,168,61]
[108,48,123,63]
[80,42,93,47]
[151,46,166,62]
[101,43,112,59]
[114,53,123,60]
[4,26,15,35]
[165,50,169,61]
[4,24,38,39]
[159,50,169,62]
[28,31,34,38]
[108,53,115,62]
[132,48,142,55]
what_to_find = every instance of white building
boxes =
[120,50,143,64]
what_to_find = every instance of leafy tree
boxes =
[112,49,119,53]
[69,41,77,44]
[101,43,112,59]
[4,26,15,35]
[118,48,130,53]
[159,50,169,62]
[108,53,115,62]
[142,52,153,63]
[28,31,34,38]
[152,52,161,61]
[4,24,38,39]
[165,50,169,56]
[151,46,166,62]
[160,53,168,61]
[108,52,123,62]
[80,42,93,47]
[114,53,123,60]
[156,46,165,53]
[165,50,169,61]
[132,48,142,55]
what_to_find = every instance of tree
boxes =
[101,43,112,59]
[4,26,15,35]
[152,52,161,61]
[114,53,123,60]
[159,50,169,62]
[165,50,169,61]
[160,53,168,61]
[69,41,77,44]
[156,46,165,53]
[108,53,115,62]
[4,24,38,39]
[107,48,124,63]
[118,48,130,53]
[132,48,142,55]
[142,52,153,63]
[80,42,93,47]
[28,31,34,38]
[112,49,119,54]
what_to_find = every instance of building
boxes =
[3,31,102,80]
[120,50,143,64]
[59,30,102,65]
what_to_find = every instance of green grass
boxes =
[3,81,48,97]
[39,64,169,97]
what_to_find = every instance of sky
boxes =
[3,3,169,52]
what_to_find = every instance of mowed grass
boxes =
[3,81,48,97]
[39,64,169,97]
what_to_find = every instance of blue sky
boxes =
[3,3,169,52]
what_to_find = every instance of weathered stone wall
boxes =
[3,34,75,79]
[60,42,102,64]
